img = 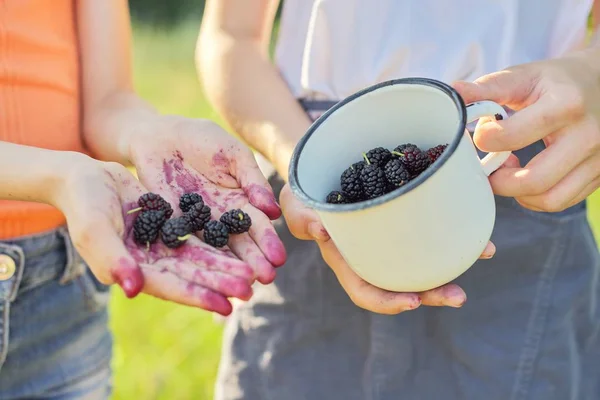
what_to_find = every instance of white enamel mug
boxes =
[288,78,511,292]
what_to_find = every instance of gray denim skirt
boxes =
[215,100,600,400]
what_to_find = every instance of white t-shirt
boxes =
[274,0,595,101]
[256,0,595,178]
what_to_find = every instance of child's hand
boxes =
[453,49,600,212]
[126,116,287,284]
[55,158,256,316]
[279,183,496,314]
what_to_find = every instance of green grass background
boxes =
[109,20,600,399]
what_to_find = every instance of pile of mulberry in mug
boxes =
[326,142,448,204]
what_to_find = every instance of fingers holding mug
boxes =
[317,238,478,312]
[317,238,422,315]
[280,183,330,241]
[480,241,496,259]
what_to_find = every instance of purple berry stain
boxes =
[262,229,287,267]
[112,257,144,298]
[212,151,228,168]
[244,184,281,220]
[163,159,174,184]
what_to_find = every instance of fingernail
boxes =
[447,287,467,308]
[483,249,495,259]
[120,278,138,298]
[266,202,282,220]
[308,222,329,241]
[481,243,496,259]
[112,258,144,298]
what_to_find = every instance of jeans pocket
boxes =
[76,266,111,313]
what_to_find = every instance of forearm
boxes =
[77,0,161,165]
[197,29,311,181]
[0,141,85,205]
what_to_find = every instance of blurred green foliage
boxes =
[128,0,282,29]
[128,0,205,28]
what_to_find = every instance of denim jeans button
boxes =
[0,255,16,281]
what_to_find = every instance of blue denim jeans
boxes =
[0,227,112,399]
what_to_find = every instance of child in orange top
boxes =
[0,1,285,397]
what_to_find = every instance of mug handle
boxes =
[465,100,512,176]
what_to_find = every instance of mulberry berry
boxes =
[351,161,366,173]
[184,203,212,232]
[326,191,347,204]
[393,146,430,177]
[133,210,167,246]
[393,143,419,155]
[360,154,387,199]
[160,217,193,248]
[203,220,230,247]
[179,193,204,212]
[340,162,365,201]
[426,144,448,163]
[384,159,411,188]
[129,192,173,219]
[365,147,392,167]
[220,209,252,234]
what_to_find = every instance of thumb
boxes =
[452,67,539,109]
[236,158,282,220]
[71,214,144,298]
[279,184,329,241]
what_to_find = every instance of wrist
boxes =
[115,113,165,164]
[47,152,98,209]
[121,113,189,167]
[0,142,95,207]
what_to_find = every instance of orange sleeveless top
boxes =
[0,0,84,239]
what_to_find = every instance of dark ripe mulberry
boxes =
[160,217,193,248]
[184,203,212,232]
[133,210,167,246]
[350,161,366,173]
[340,163,365,201]
[134,192,173,219]
[365,147,392,167]
[326,190,347,204]
[393,143,420,155]
[393,146,431,177]
[426,144,448,163]
[203,220,230,247]
[384,159,411,188]
[360,161,387,199]
[179,193,204,212]
[220,209,252,234]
